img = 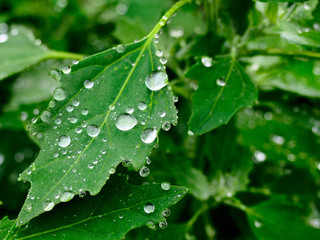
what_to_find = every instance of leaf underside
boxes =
[17,38,178,225]
[186,57,257,135]
[2,177,187,240]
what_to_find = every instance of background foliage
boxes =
[0,0,320,239]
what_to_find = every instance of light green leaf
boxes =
[2,177,187,240]
[255,0,308,2]
[186,57,257,135]
[17,38,177,225]
[0,26,50,81]
[246,197,320,240]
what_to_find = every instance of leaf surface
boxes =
[2,177,187,240]
[17,38,177,225]
[186,57,257,135]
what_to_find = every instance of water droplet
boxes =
[49,69,61,81]
[173,96,178,102]
[53,88,66,101]
[144,203,155,213]
[146,220,155,229]
[312,125,320,136]
[156,50,163,57]
[271,135,285,145]
[79,191,86,198]
[109,167,116,174]
[62,66,71,74]
[159,111,166,117]
[139,166,150,177]
[88,164,94,169]
[43,201,54,211]
[254,220,262,228]
[55,118,62,125]
[161,182,171,191]
[160,57,167,65]
[72,99,80,106]
[58,135,71,148]
[141,128,157,144]
[138,102,147,110]
[115,114,137,131]
[81,109,88,115]
[159,221,168,229]
[162,208,171,217]
[126,107,134,114]
[66,105,74,112]
[216,77,226,86]
[73,60,79,65]
[115,44,125,53]
[70,117,78,123]
[188,130,194,136]
[252,150,266,163]
[87,125,100,137]
[40,111,51,123]
[162,121,171,131]
[84,80,94,89]
[60,191,74,202]
[0,33,8,43]
[122,159,132,167]
[201,56,213,67]
[145,71,169,91]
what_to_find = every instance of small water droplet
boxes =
[162,121,171,131]
[0,33,8,43]
[122,159,132,167]
[109,104,115,110]
[87,125,100,137]
[138,102,147,110]
[66,105,74,112]
[58,135,71,148]
[201,56,213,67]
[216,77,226,86]
[60,191,74,202]
[145,71,169,91]
[254,220,263,228]
[161,182,171,191]
[126,107,134,114]
[115,114,137,131]
[81,109,88,115]
[55,118,62,125]
[109,167,116,174]
[141,128,157,144]
[156,50,163,57]
[40,111,51,123]
[146,220,155,229]
[271,135,285,145]
[173,96,178,102]
[139,166,150,177]
[252,150,266,163]
[159,221,168,229]
[144,203,155,213]
[162,208,171,217]
[188,130,194,136]
[53,88,66,101]
[159,111,166,117]
[70,117,78,123]
[84,80,94,89]
[43,201,54,211]
[160,57,167,64]
[49,69,61,81]
[72,99,80,106]
[115,44,125,53]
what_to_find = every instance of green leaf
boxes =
[255,0,308,2]
[186,57,257,135]
[2,176,187,240]
[0,216,16,240]
[17,38,177,225]
[0,26,50,81]
[246,197,320,240]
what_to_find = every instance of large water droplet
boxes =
[141,128,157,144]
[161,182,171,191]
[145,71,169,91]
[60,191,74,202]
[87,125,100,137]
[40,111,51,123]
[201,56,213,67]
[84,80,94,89]
[144,203,155,213]
[139,166,150,177]
[43,201,54,211]
[58,135,71,148]
[0,33,8,43]
[49,69,61,81]
[115,114,137,131]
[53,88,66,101]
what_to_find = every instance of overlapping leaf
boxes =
[186,57,257,135]
[17,38,177,225]
[2,177,187,240]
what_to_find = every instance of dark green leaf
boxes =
[17,38,177,225]
[2,177,187,240]
[186,57,257,135]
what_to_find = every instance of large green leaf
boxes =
[256,0,308,2]
[186,57,257,135]
[2,177,187,240]
[17,38,177,225]
[246,197,320,240]
[0,26,50,81]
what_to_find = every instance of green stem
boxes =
[243,49,320,60]
[186,203,209,230]
[147,0,192,40]
[45,50,85,61]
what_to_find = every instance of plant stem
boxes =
[45,50,85,60]
[243,49,320,60]
[147,0,192,40]
[186,203,209,230]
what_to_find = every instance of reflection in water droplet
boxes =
[115,114,137,131]
[159,221,168,229]
[162,208,171,217]
[87,125,100,137]
[58,135,71,148]
[141,128,157,144]
[139,166,150,177]
[144,203,155,213]
[145,71,169,91]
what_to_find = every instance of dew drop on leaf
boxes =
[156,49,163,57]
[53,87,66,101]
[115,114,137,131]
[162,208,171,217]
[84,80,94,89]
[72,99,80,106]
[145,71,169,91]
[139,166,150,177]
[138,102,147,110]
[58,135,71,148]
[161,182,171,191]
[254,220,263,228]
[49,69,61,81]
[159,221,168,229]
[160,57,167,64]
[201,56,213,67]
[55,118,62,125]
[40,111,51,123]
[62,66,71,74]
[81,109,88,115]
[115,44,125,53]
[141,128,157,144]
[162,121,171,131]
[144,203,155,214]
[271,135,285,145]
[159,111,166,118]
[146,220,155,229]
[216,77,226,86]
[122,159,132,167]
[87,125,100,137]
[109,167,116,174]
[252,150,266,163]
[0,33,8,43]
[43,201,54,212]
[60,191,74,202]
[126,107,134,114]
